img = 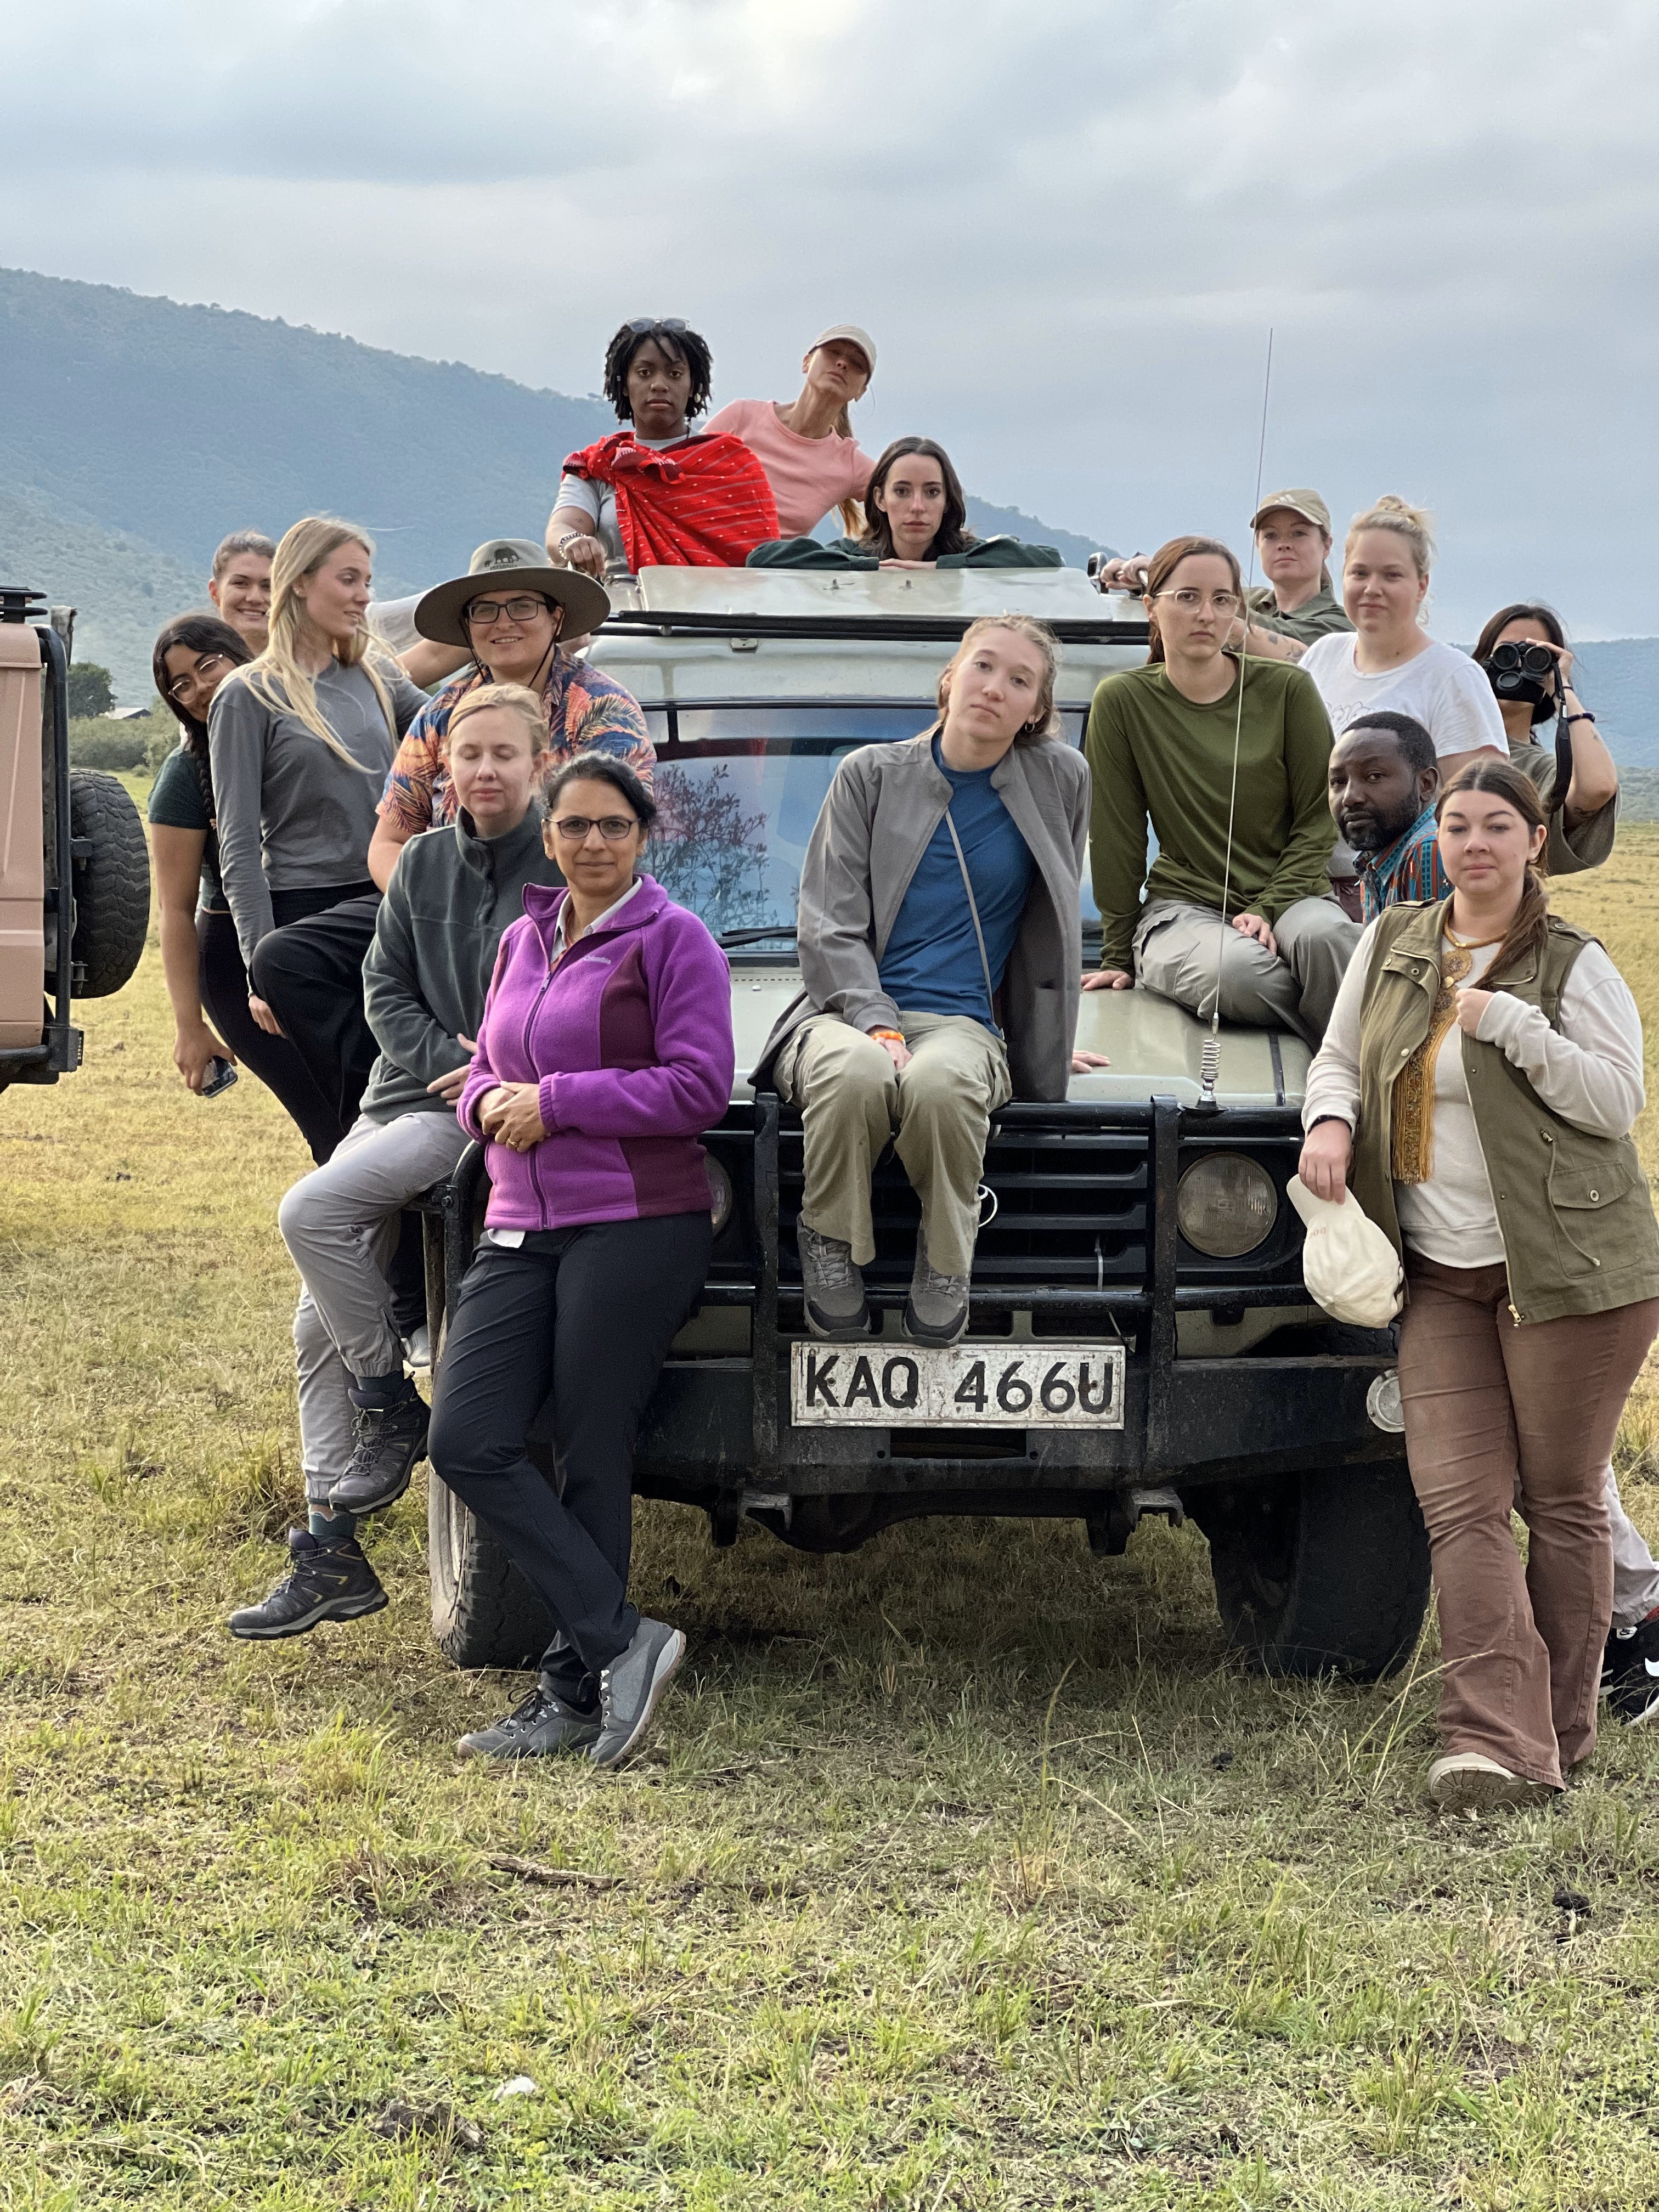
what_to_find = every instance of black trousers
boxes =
[249,887,382,1138]
[197,909,343,1165]
[428,1211,713,1684]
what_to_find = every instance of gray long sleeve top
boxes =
[208,656,427,962]
[359,803,562,1122]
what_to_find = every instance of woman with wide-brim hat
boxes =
[366,538,654,892]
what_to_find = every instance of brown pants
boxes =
[1398,1255,1659,1787]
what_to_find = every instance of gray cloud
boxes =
[4,0,1657,633]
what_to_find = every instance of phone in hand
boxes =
[201,1056,238,1098]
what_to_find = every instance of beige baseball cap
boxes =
[1251,487,1331,534]
[809,324,876,375]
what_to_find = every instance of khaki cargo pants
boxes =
[774,1011,1012,1278]
[1133,895,1359,1046]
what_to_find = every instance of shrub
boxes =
[67,662,115,719]
[68,709,173,773]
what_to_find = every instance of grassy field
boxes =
[3,819,1659,2210]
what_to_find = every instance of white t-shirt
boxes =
[1300,633,1506,759]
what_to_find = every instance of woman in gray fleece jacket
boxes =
[228,685,558,1645]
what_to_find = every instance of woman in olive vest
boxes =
[1299,758,1659,1811]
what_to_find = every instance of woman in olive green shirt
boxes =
[1083,534,1355,1045]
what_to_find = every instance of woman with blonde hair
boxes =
[1300,757,1659,1806]
[705,325,879,538]
[755,616,1101,1348]
[1300,496,1505,782]
[210,517,427,1147]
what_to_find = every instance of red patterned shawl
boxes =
[561,430,780,570]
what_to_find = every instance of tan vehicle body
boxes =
[0,623,46,1048]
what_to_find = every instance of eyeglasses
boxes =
[625,317,688,336]
[166,652,227,701]
[1153,589,1242,616]
[552,814,640,843]
[465,595,548,628]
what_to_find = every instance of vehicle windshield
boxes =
[637,704,1096,941]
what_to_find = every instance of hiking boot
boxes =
[328,1390,430,1517]
[590,1618,686,1769]
[456,1681,601,1761]
[903,1239,971,1346]
[227,1527,387,1640]
[1604,1610,1659,1725]
[1426,1752,1554,1812]
[798,1223,870,1340]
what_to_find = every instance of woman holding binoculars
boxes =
[1472,602,1620,875]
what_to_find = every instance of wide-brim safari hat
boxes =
[414,537,611,648]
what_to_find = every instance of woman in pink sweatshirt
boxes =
[431,752,735,1770]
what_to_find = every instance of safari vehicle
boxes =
[425,565,1429,1681]
[0,586,150,1093]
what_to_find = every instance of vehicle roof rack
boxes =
[597,608,1150,647]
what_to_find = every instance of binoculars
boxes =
[1486,640,1556,693]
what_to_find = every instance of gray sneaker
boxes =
[590,1618,687,1769]
[904,1239,972,1346]
[456,1682,601,1761]
[798,1222,870,1340]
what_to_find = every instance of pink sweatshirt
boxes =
[703,398,877,537]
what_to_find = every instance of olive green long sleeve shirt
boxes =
[1085,657,1337,972]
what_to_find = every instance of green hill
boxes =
[0,266,1114,702]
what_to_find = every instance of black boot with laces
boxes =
[227,1527,387,1640]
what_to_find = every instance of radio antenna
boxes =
[1198,327,1275,1109]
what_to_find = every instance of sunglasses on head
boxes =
[624,317,688,337]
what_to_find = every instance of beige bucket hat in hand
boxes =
[1287,1175,1404,1328]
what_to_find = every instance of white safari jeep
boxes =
[426,565,1426,1681]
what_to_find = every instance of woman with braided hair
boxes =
[1300,757,1659,1808]
[544,319,777,576]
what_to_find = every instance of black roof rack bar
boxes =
[597,610,1150,647]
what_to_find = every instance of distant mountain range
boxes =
[0,266,1111,700]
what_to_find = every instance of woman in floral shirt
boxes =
[367,546,654,890]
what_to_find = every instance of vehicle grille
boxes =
[777,1119,1149,1294]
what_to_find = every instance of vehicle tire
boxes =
[428,1469,554,1670]
[63,770,151,998]
[1192,1458,1430,1683]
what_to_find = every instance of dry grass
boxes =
[2,826,1658,2208]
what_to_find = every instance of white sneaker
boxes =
[403,1323,433,1374]
[1426,1752,1554,1812]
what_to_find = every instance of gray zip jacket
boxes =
[359,803,561,1122]
[755,729,1090,1102]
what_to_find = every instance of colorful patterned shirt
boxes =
[1356,803,1447,921]
[377,653,654,835]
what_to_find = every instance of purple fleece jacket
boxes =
[458,874,735,1231]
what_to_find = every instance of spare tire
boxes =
[61,770,150,998]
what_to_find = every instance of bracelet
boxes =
[869,1027,905,1044]
[557,531,590,552]
[1307,1115,1349,1133]
[1564,710,1596,726]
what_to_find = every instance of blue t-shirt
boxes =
[877,741,1036,1029]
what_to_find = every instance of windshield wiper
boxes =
[718,926,799,950]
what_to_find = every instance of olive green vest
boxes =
[1350,898,1659,1325]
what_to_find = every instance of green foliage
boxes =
[66,662,115,718]
[67,708,170,772]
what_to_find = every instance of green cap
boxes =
[1251,488,1331,533]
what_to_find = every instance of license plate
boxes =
[790,1340,1126,1429]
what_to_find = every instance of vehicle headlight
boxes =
[706,1155,734,1234]
[1176,1153,1278,1257]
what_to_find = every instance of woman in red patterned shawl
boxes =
[545,319,778,577]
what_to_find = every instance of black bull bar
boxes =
[419,1095,1402,1523]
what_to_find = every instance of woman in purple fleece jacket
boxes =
[430,753,734,1769]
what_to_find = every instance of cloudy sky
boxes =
[6,0,1657,635]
